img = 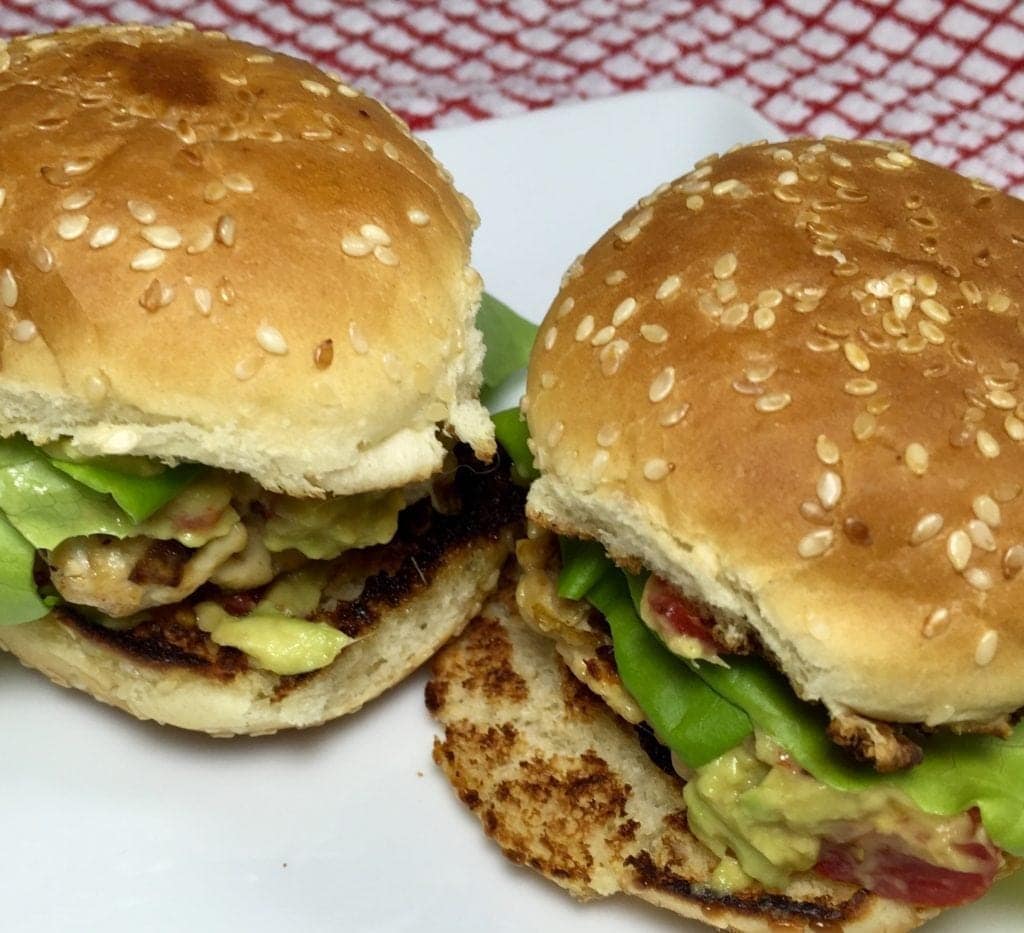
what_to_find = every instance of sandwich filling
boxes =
[0,434,521,677]
[515,525,1023,908]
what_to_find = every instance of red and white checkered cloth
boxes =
[2,1,1022,195]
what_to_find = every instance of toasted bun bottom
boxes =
[0,537,510,735]
[427,590,936,932]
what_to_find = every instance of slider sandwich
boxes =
[0,24,523,734]
[431,139,1024,929]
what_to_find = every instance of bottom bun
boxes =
[427,589,937,932]
[0,534,513,736]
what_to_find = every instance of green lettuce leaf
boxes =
[558,542,1024,855]
[0,512,50,625]
[477,292,537,393]
[50,459,204,524]
[491,408,538,484]
[588,569,753,768]
[0,437,132,549]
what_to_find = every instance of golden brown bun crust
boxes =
[0,24,492,496]
[525,138,1024,726]
[428,594,935,932]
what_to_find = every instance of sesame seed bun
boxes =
[0,23,491,496]
[525,138,1024,728]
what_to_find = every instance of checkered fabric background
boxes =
[1,1,1022,195]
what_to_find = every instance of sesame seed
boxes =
[556,296,575,319]
[660,404,689,427]
[348,321,369,354]
[591,325,616,346]
[130,248,165,271]
[947,530,972,571]
[988,293,1011,314]
[713,253,738,280]
[994,483,1021,503]
[193,287,212,315]
[575,315,595,342]
[186,226,215,255]
[0,268,16,308]
[975,629,999,666]
[850,411,875,441]
[921,303,950,327]
[612,297,637,325]
[141,225,182,250]
[407,209,430,226]
[1003,545,1024,578]
[127,200,156,224]
[63,157,95,177]
[341,233,372,257]
[817,470,842,510]
[777,170,799,185]
[640,324,668,344]
[649,367,676,403]
[656,276,680,301]
[1004,414,1024,441]
[256,326,288,356]
[842,341,870,372]
[745,363,776,384]
[721,302,749,329]
[223,172,254,194]
[100,428,138,455]
[712,178,739,196]
[203,182,227,204]
[806,335,839,353]
[234,356,261,381]
[643,458,671,481]
[967,519,997,552]
[0,188,5,210]
[800,500,831,525]
[976,430,1001,458]
[987,389,1016,409]
[685,195,704,211]
[773,186,801,203]
[972,495,1001,527]
[815,435,840,465]
[905,442,929,475]
[62,190,94,211]
[87,224,119,249]
[965,567,994,592]
[596,424,620,447]
[360,224,390,246]
[313,339,334,370]
[922,608,949,638]
[215,215,236,247]
[10,319,36,342]
[753,307,776,330]
[911,513,944,545]
[844,378,878,397]
[540,372,557,389]
[798,528,833,558]
[374,245,398,266]
[29,245,54,273]
[301,78,331,97]
[600,340,628,376]
[57,214,89,240]
[543,327,557,351]
[755,392,791,413]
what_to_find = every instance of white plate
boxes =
[3,88,1020,932]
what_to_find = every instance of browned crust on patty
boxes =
[60,446,525,685]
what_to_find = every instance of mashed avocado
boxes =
[263,488,405,559]
[685,734,986,892]
[194,565,351,675]
[138,475,238,548]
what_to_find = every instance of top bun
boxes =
[525,137,1024,728]
[0,24,492,497]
